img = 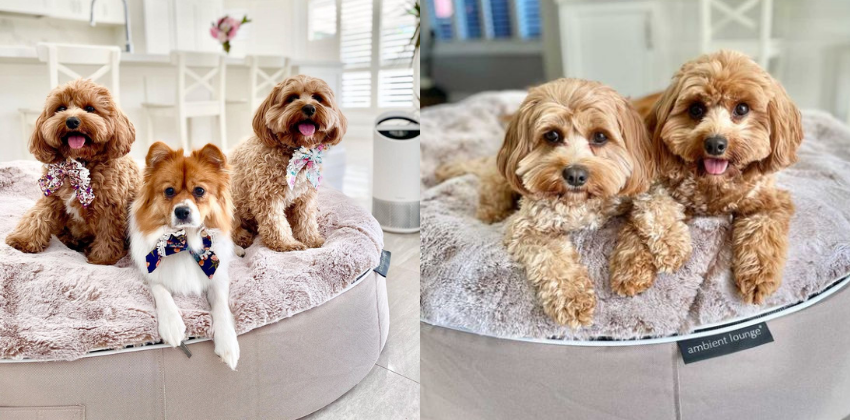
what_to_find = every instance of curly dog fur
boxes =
[230,75,347,252]
[611,50,803,304]
[498,79,655,327]
[5,79,138,265]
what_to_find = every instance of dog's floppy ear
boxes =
[253,83,282,147]
[497,101,534,196]
[619,99,655,196]
[29,110,62,164]
[646,74,683,176]
[324,96,347,146]
[145,141,174,169]
[107,104,135,160]
[194,143,228,171]
[759,79,803,174]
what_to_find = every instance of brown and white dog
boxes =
[610,50,803,304]
[130,142,239,370]
[230,75,347,252]
[5,79,138,265]
[498,79,658,327]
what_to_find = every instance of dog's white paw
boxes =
[157,311,186,347]
[214,327,240,370]
[234,245,246,258]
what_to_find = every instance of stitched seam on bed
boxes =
[374,272,383,356]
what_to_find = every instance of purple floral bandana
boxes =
[145,229,219,279]
[286,144,325,189]
[38,158,95,207]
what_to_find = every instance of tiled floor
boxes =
[304,135,420,419]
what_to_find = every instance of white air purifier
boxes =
[372,111,420,233]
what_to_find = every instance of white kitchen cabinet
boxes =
[93,0,127,25]
[0,0,51,16]
[556,0,668,98]
[143,0,223,54]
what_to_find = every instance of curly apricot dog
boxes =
[497,79,657,327]
[5,79,138,265]
[610,50,803,304]
[230,75,347,252]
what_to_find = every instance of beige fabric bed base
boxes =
[422,281,850,420]
[0,272,388,420]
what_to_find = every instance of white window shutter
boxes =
[308,0,337,41]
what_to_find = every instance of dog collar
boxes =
[286,144,326,189]
[145,229,219,279]
[38,158,95,207]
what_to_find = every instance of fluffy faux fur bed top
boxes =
[420,91,850,341]
[0,162,383,361]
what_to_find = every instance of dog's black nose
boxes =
[65,117,80,129]
[302,104,316,116]
[174,206,191,221]
[563,165,589,187]
[704,135,728,156]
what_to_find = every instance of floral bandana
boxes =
[286,144,325,189]
[38,158,95,207]
[145,229,219,279]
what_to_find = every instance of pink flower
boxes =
[211,15,251,53]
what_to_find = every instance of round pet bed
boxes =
[420,92,850,419]
[0,161,387,419]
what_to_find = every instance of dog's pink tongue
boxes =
[67,135,86,149]
[703,158,729,175]
[298,123,316,137]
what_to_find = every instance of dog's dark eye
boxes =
[312,94,323,103]
[193,187,205,197]
[543,130,561,144]
[164,187,175,198]
[56,106,67,113]
[591,131,608,146]
[84,105,96,113]
[286,95,300,103]
[734,103,749,117]
[688,103,706,120]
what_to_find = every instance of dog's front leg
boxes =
[609,222,659,296]
[5,197,65,253]
[151,283,186,347]
[289,190,324,248]
[255,199,306,252]
[86,202,128,265]
[732,189,794,305]
[507,228,596,328]
[208,275,239,370]
[628,185,692,273]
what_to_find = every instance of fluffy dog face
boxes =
[649,50,802,179]
[31,79,134,163]
[252,75,347,150]
[135,142,233,235]
[497,79,653,203]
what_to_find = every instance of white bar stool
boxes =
[142,51,227,151]
[19,43,122,157]
[226,55,291,113]
[700,0,783,72]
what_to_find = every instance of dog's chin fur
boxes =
[130,142,240,370]
[229,75,347,253]
[4,79,138,265]
[613,50,804,305]
[491,78,655,328]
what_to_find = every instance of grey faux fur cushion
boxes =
[0,161,383,360]
[420,91,850,341]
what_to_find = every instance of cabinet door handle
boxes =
[644,15,653,50]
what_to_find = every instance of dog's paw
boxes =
[301,235,325,249]
[736,271,780,305]
[544,285,596,329]
[157,311,186,347]
[610,247,658,297]
[85,250,122,266]
[214,328,240,371]
[5,233,48,254]
[234,245,246,258]
[267,240,307,252]
[650,224,692,273]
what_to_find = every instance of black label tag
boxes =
[678,322,774,364]
[373,250,391,277]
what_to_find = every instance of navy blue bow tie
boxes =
[145,230,219,278]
